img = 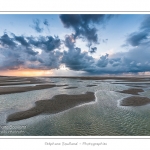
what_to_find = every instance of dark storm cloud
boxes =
[27,35,61,52]
[12,34,29,47]
[0,33,16,48]
[62,39,150,74]
[62,34,112,73]
[109,58,121,67]
[63,34,75,49]
[113,15,150,74]
[30,19,43,33]
[0,32,62,70]
[126,15,150,47]
[25,47,38,56]
[0,48,24,70]
[61,33,122,74]
[61,34,95,71]
[126,31,148,46]
[108,42,150,74]
[1,58,24,70]
[42,51,62,69]
[59,14,113,44]
[62,47,95,71]
[97,53,109,67]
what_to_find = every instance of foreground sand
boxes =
[118,88,144,95]
[0,84,57,95]
[7,92,95,122]
[1,76,150,122]
[120,96,150,106]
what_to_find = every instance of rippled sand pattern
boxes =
[0,77,150,136]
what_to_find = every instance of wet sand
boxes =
[118,88,144,95]
[64,87,78,89]
[0,84,57,95]
[7,92,95,122]
[0,81,42,86]
[0,76,68,86]
[120,96,150,106]
[0,77,46,86]
[0,76,69,94]
[50,76,150,82]
[86,85,97,87]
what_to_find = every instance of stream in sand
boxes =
[0,78,150,135]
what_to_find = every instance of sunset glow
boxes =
[0,69,53,77]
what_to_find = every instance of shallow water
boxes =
[0,78,150,136]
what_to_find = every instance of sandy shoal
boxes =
[0,84,68,95]
[120,96,150,106]
[86,84,97,87]
[0,77,46,86]
[64,87,78,89]
[7,92,95,122]
[118,88,144,95]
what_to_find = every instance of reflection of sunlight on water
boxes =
[1,78,150,135]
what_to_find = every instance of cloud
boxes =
[103,41,150,74]
[30,19,43,33]
[126,31,148,46]
[0,47,24,70]
[89,47,97,54]
[43,19,50,27]
[0,33,16,48]
[62,47,95,71]
[63,34,75,49]
[2,29,150,75]
[102,39,108,43]
[0,32,62,70]
[61,39,150,75]
[40,51,62,69]
[27,35,61,52]
[97,53,109,67]
[43,19,50,32]
[59,14,113,45]
[61,34,95,71]
[12,34,29,47]
[62,34,112,74]
[126,15,150,47]
[140,15,150,30]
[1,15,150,75]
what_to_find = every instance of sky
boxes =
[0,14,150,76]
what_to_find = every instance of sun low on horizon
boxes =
[0,14,150,76]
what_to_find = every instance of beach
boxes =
[0,76,150,135]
